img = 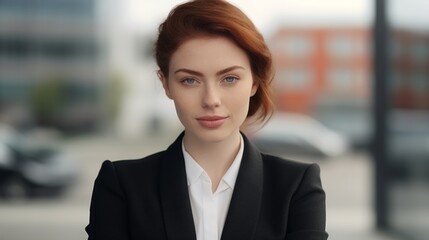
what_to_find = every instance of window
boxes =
[390,71,403,89]
[328,68,354,91]
[328,34,354,58]
[390,38,403,58]
[276,68,312,90]
[273,35,314,57]
[0,0,94,17]
[0,79,30,100]
[410,40,429,63]
[0,36,97,60]
[411,73,428,93]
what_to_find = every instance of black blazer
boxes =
[86,133,328,240]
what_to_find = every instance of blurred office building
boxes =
[0,0,103,133]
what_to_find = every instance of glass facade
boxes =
[375,0,429,239]
[0,37,97,59]
[0,0,100,132]
[0,0,93,17]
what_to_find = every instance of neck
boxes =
[183,131,241,191]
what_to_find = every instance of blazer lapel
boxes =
[221,134,263,240]
[160,132,197,240]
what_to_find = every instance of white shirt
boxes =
[182,136,244,240]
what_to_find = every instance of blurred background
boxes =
[0,0,428,239]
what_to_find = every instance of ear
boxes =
[250,81,259,97]
[158,71,173,99]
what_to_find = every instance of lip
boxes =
[196,116,227,128]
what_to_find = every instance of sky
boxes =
[103,0,429,35]
[389,0,429,30]
[113,0,374,36]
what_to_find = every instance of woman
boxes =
[86,1,328,239]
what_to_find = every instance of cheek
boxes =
[228,88,253,114]
[171,92,197,120]
[173,98,189,116]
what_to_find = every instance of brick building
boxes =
[390,29,429,110]
[269,27,372,113]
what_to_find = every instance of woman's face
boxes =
[160,36,257,143]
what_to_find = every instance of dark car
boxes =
[388,111,429,182]
[0,127,77,199]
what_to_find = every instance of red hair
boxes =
[155,0,274,124]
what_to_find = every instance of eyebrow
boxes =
[173,66,245,77]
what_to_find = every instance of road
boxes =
[0,132,402,240]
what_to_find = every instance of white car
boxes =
[250,113,349,158]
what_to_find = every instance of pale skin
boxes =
[159,36,258,192]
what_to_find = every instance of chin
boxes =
[188,128,238,144]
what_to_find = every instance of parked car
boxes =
[0,127,77,199]
[313,101,371,151]
[250,113,349,158]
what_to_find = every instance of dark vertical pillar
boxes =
[373,0,389,230]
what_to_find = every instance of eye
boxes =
[223,76,238,84]
[181,78,198,85]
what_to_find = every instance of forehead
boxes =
[169,36,250,74]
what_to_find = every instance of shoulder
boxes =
[242,133,321,184]
[261,153,320,175]
[112,150,166,170]
[97,151,166,184]
[260,153,322,188]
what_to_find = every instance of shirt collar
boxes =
[182,135,244,189]
[182,144,204,187]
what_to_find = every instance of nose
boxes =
[202,84,221,109]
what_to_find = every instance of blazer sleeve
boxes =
[86,160,130,240]
[286,164,328,240]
